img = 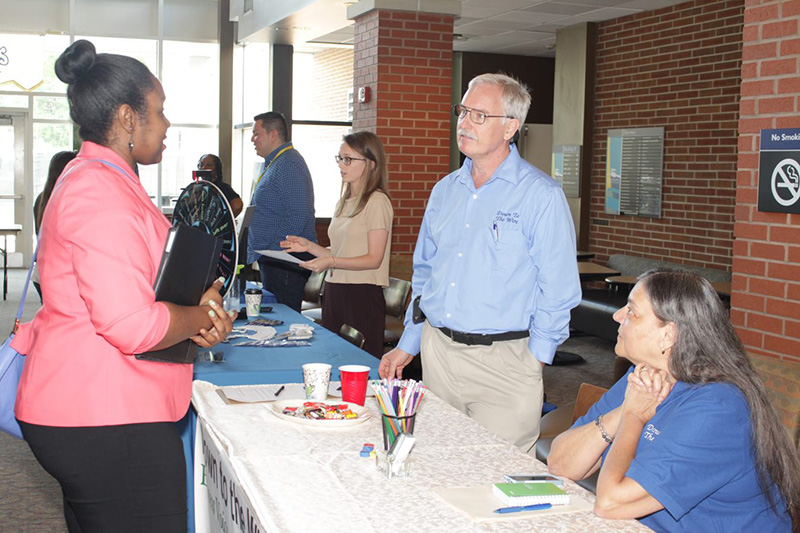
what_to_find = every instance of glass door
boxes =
[0,111,28,267]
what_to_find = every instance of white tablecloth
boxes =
[192,381,651,533]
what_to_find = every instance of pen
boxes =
[492,221,499,241]
[493,503,552,514]
[274,385,285,397]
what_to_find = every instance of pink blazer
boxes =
[13,142,192,427]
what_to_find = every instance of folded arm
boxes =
[593,411,664,519]
[548,406,621,480]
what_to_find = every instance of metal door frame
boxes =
[0,109,33,267]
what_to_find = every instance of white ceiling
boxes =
[275,0,693,57]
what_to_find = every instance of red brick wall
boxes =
[735,0,800,361]
[352,9,453,254]
[589,0,744,271]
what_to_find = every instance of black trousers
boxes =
[258,255,312,312]
[322,281,386,358]
[19,420,186,533]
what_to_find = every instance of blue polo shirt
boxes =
[574,370,792,532]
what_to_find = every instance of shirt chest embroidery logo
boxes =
[494,210,520,225]
[643,423,661,442]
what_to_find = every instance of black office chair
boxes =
[383,277,412,346]
[300,271,327,323]
[339,323,366,349]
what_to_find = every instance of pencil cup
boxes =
[381,413,416,451]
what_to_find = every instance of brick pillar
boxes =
[735,0,800,361]
[352,9,454,254]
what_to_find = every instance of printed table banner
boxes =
[195,418,266,533]
[0,35,45,91]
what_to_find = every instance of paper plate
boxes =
[268,400,372,427]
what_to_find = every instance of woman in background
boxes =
[32,150,77,300]
[13,39,235,532]
[197,153,243,216]
[548,269,799,532]
[281,131,393,357]
[34,151,77,234]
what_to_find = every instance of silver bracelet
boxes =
[595,414,613,444]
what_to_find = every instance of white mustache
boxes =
[457,129,477,141]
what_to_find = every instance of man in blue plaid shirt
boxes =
[247,111,317,311]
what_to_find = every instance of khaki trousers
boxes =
[420,321,544,454]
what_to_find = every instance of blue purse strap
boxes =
[13,247,37,332]
[13,157,135,333]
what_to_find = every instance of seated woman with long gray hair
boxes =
[548,269,799,532]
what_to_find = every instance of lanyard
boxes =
[251,144,293,199]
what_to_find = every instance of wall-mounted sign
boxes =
[758,129,800,213]
[605,127,664,217]
[551,145,580,198]
[0,35,45,91]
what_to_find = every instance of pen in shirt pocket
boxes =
[492,221,499,242]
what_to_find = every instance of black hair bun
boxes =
[55,40,97,85]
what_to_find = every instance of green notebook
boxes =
[492,482,570,506]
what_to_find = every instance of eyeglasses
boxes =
[452,104,512,124]
[335,155,367,166]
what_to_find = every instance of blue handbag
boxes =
[0,248,37,440]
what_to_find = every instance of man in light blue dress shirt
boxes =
[379,74,581,453]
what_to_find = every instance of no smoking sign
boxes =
[759,129,800,213]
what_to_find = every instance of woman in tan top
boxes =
[282,131,393,357]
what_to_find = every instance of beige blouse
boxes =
[326,191,393,287]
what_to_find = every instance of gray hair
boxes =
[467,73,531,124]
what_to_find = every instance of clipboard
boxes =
[136,223,223,364]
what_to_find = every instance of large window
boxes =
[230,44,354,217]
[161,40,219,206]
[232,42,271,203]
[0,33,73,261]
[0,0,220,264]
[292,46,353,217]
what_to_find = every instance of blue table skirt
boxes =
[181,303,380,531]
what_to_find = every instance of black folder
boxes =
[136,223,224,364]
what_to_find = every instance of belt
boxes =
[436,326,529,346]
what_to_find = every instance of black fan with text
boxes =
[171,180,237,296]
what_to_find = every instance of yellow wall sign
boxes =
[0,35,45,91]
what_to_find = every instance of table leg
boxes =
[3,235,7,301]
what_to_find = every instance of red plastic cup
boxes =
[338,365,370,406]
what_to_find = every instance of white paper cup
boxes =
[302,363,331,401]
[245,289,262,318]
